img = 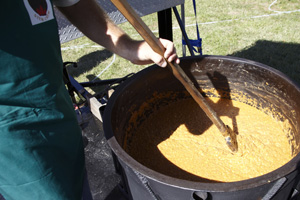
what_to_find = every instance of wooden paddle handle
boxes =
[110,0,228,134]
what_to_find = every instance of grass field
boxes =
[61,0,300,90]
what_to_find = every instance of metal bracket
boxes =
[262,177,287,200]
[134,171,161,200]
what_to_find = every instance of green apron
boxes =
[0,1,84,199]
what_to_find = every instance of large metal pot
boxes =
[103,56,300,200]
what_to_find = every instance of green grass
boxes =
[61,0,300,88]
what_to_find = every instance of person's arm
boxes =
[57,0,179,67]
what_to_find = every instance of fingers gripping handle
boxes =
[111,0,165,56]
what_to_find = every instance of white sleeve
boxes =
[52,0,80,7]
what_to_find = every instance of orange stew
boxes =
[126,97,292,182]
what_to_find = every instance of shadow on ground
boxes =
[228,40,300,84]
[67,49,113,78]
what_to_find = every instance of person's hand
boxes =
[58,1,179,68]
[130,38,180,67]
[156,38,180,67]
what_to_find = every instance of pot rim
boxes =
[103,55,300,192]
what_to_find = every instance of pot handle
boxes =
[191,191,209,200]
[290,176,300,199]
[262,177,287,200]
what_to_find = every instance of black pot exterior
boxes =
[103,56,300,200]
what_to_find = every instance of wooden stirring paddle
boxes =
[110,0,238,152]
